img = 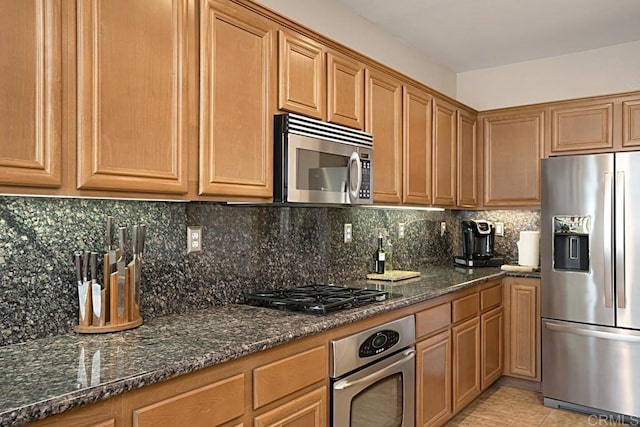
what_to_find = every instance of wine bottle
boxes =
[374,234,385,274]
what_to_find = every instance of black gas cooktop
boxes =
[245,285,388,315]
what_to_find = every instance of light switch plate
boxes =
[495,222,504,237]
[344,223,353,243]
[187,226,203,253]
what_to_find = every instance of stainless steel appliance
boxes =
[274,113,373,204]
[454,220,503,267]
[330,315,415,427]
[542,152,640,419]
[245,285,388,315]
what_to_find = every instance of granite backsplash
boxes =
[0,196,539,346]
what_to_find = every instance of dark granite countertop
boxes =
[0,266,511,426]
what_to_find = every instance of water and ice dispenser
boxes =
[553,216,590,272]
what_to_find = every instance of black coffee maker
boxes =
[455,220,503,267]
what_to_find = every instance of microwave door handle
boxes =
[348,152,362,201]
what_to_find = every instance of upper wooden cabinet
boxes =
[457,110,478,208]
[327,52,365,130]
[481,109,544,207]
[623,98,640,148]
[432,99,457,207]
[549,101,613,154]
[403,85,433,205]
[0,0,62,188]
[77,0,190,194]
[365,68,403,204]
[277,29,325,120]
[199,0,275,199]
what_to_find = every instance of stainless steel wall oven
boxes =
[330,315,415,426]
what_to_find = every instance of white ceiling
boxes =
[334,0,640,72]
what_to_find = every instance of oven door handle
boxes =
[334,349,416,390]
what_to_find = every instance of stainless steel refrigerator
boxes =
[541,152,640,419]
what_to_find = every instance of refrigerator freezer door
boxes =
[542,319,640,417]
[541,154,615,326]
[615,152,640,329]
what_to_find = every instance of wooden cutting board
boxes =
[500,264,540,272]
[366,270,421,281]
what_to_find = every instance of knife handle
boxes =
[132,225,139,256]
[118,227,127,261]
[74,252,82,283]
[107,216,114,251]
[90,252,98,282]
[139,224,146,257]
[82,251,90,282]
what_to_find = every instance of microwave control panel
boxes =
[359,159,371,200]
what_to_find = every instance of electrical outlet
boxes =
[398,223,405,239]
[495,222,504,236]
[187,226,203,253]
[344,223,353,243]
[440,222,447,237]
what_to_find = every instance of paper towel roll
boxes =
[517,231,540,267]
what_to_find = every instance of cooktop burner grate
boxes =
[245,285,388,315]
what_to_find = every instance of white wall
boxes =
[254,0,457,98]
[457,40,640,111]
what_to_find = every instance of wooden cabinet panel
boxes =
[550,102,613,153]
[133,374,244,426]
[452,293,479,324]
[27,397,120,427]
[416,330,452,427]
[452,317,481,414]
[253,346,326,409]
[77,0,189,194]
[415,303,451,339]
[482,110,543,206]
[480,283,502,312]
[403,85,432,205]
[254,387,326,427]
[278,29,325,120]
[365,68,403,204]
[481,307,503,390]
[0,0,61,188]
[200,0,274,198]
[327,52,364,130]
[623,99,640,147]
[457,110,478,208]
[432,100,457,206]
[505,278,540,380]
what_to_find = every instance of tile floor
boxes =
[447,384,601,426]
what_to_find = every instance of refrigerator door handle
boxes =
[616,171,626,308]
[603,171,614,308]
[545,321,640,343]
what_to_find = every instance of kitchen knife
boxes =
[75,252,89,324]
[106,216,117,275]
[129,225,139,319]
[116,227,127,321]
[90,252,102,323]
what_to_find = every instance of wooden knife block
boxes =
[74,254,143,334]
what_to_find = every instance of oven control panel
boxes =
[359,330,399,357]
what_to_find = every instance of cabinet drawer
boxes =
[253,345,327,409]
[452,293,479,324]
[416,303,451,339]
[480,284,502,312]
[133,374,244,426]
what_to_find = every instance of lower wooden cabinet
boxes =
[416,330,452,427]
[481,306,504,390]
[503,277,541,381]
[254,387,326,427]
[452,317,481,414]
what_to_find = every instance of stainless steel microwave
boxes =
[274,113,373,205]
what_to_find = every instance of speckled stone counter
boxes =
[0,266,506,426]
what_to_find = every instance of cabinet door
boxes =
[77,0,190,194]
[200,0,274,198]
[550,102,613,154]
[416,330,452,427]
[432,100,457,207]
[623,98,640,148]
[365,68,402,204]
[327,52,364,130]
[481,306,503,390]
[278,29,325,120]
[254,387,326,427]
[0,0,61,188]
[452,317,481,414]
[482,110,543,207]
[457,110,478,208]
[504,278,540,380]
[403,85,432,205]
